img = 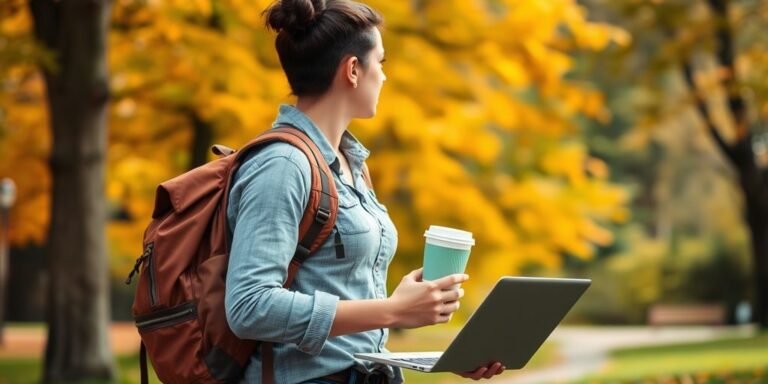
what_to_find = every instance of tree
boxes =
[681,0,768,328]
[29,0,115,380]
[583,0,768,327]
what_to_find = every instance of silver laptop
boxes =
[355,276,590,373]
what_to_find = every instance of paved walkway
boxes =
[497,325,757,384]
[0,323,141,358]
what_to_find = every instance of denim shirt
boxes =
[225,105,404,384]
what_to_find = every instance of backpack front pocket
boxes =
[136,301,196,332]
[136,301,211,383]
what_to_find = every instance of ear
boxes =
[341,55,360,88]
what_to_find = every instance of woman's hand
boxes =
[455,362,505,380]
[387,268,468,329]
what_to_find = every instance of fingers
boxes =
[483,362,503,379]
[439,300,460,315]
[441,288,464,302]
[470,366,488,380]
[435,293,461,323]
[433,273,469,289]
[456,362,505,380]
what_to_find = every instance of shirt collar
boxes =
[272,104,370,170]
[340,130,370,173]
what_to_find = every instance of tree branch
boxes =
[706,0,749,140]
[680,59,736,162]
[28,0,58,52]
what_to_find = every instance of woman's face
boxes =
[352,27,386,118]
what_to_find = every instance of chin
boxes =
[356,107,377,119]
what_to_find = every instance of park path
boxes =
[497,325,757,384]
[0,322,141,358]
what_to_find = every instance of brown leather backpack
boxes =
[126,126,350,384]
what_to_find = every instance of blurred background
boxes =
[0,0,766,383]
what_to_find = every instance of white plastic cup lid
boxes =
[424,225,475,247]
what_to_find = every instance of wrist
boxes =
[382,297,401,328]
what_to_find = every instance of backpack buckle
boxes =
[315,208,330,224]
[294,245,311,260]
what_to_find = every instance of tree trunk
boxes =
[187,4,222,171]
[706,0,768,328]
[0,209,9,345]
[681,0,768,328]
[735,139,768,327]
[29,0,115,381]
[189,112,213,170]
[752,217,768,326]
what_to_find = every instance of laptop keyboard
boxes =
[392,357,440,366]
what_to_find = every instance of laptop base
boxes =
[355,352,442,372]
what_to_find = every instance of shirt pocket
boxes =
[335,189,371,235]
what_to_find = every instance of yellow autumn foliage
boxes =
[0,0,631,287]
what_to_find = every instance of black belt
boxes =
[319,368,389,384]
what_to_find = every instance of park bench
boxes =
[647,304,726,326]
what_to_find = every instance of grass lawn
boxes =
[0,322,160,384]
[0,354,161,384]
[578,331,768,384]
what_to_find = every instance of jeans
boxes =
[301,369,381,384]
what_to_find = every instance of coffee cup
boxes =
[422,225,474,287]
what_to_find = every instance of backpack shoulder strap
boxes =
[225,127,344,384]
[233,127,338,384]
[226,126,339,287]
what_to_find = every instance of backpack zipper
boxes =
[146,244,158,306]
[136,302,196,331]
[125,242,154,285]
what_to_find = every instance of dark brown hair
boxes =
[263,0,383,96]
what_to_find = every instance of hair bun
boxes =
[265,0,327,34]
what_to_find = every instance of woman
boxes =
[224,1,505,383]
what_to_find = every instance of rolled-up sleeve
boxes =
[297,290,338,354]
[224,147,339,356]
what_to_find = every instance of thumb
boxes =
[404,268,423,282]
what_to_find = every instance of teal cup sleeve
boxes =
[422,242,471,281]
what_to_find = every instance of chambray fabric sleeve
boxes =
[224,147,339,356]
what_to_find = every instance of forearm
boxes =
[329,298,396,337]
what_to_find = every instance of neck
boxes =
[296,94,350,151]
